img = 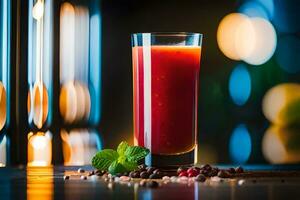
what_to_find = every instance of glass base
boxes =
[145,147,196,169]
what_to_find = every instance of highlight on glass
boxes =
[132,32,202,167]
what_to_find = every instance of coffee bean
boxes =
[63,175,70,180]
[88,171,95,176]
[146,181,159,188]
[209,168,219,177]
[199,169,208,176]
[153,169,161,174]
[201,164,212,171]
[138,164,147,170]
[146,167,156,174]
[78,168,85,173]
[140,171,149,179]
[228,168,236,174]
[95,170,106,176]
[149,173,159,179]
[217,170,231,178]
[129,171,139,178]
[195,174,206,182]
[235,166,244,173]
[80,175,87,180]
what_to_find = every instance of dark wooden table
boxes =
[1,165,300,199]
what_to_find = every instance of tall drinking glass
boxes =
[132,33,202,167]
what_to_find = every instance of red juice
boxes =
[133,46,201,155]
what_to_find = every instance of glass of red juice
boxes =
[131,33,202,167]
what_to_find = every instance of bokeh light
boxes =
[276,36,300,73]
[217,13,251,60]
[229,124,252,164]
[61,129,102,165]
[239,1,269,20]
[262,83,300,126]
[217,14,277,65]
[0,82,6,131]
[229,64,251,106]
[242,17,277,65]
[262,126,300,164]
[28,132,52,166]
[239,0,274,20]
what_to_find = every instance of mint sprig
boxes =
[91,141,149,175]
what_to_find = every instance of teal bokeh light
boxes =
[229,124,252,164]
[229,64,251,106]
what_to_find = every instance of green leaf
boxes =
[108,161,127,175]
[91,149,119,170]
[117,141,129,155]
[124,146,150,162]
[119,158,138,171]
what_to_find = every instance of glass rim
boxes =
[131,32,203,37]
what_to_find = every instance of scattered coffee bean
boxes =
[235,166,244,173]
[228,167,236,174]
[138,164,147,170]
[146,167,156,174]
[149,173,160,179]
[209,168,219,177]
[195,174,206,182]
[63,175,70,180]
[95,170,106,176]
[88,171,95,176]
[140,171,149,179]
[80,175,87,180]
[199,169,208,176]
[153,169,161,174]
[78,168,85,173]
[217,170,231,178]
[202,164,212,171]
[146,181,159,188]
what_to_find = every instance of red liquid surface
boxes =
[133,46,201,155]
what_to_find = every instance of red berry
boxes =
[179,171,188,177]
[188,170,199,177]
[187,168,197,174]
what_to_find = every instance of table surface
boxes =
[1,165,300,200]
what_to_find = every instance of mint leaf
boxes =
[108,160,127,175]
[117,141,129,155]
[119,157,138,171]
[92,149,118,170]
[125,146,150,162]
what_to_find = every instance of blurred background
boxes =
[0,0,300,166]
